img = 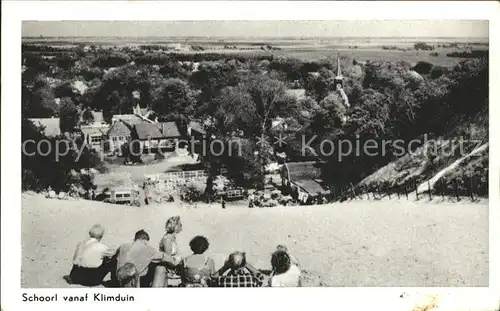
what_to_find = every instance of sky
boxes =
[22,20,488,38]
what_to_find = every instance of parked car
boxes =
[103,187,141,206]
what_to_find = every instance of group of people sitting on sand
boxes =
[68,216,302,287]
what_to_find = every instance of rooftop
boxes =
[112,114,146,125]
[107,120,134,137]
[134,122,181,140]
[80,125,109,136]
[283,161,323,181]
[293,179,327,195]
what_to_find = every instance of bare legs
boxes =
[152,265,167,287]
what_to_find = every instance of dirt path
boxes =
[417,143,488,193]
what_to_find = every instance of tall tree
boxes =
[220,76,290,188]
[26,79,59,118]
[82,107,95,125]
[59,98,80,133]
[152,78,198,130]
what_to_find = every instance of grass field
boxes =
[21,193,488,288]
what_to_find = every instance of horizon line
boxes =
[22,35,489,39]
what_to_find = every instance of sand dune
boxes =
[21,193,488,288]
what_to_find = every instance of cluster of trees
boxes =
[447,50,488,58]
[414,42,435,51]
[22,118,105,193]
[22,43,489,198]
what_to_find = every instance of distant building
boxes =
[334,54,350,123]
[111,104,154,125]
[131,122,181,153]
[106,118,143,152]
[80,124,109,151]
[106,100,157,153]
[280,161,328,203]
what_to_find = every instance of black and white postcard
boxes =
[2,1,500,311]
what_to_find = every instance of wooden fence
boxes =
[331,174,487,203]
[145,170,208,184]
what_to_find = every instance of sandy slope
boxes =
[21,194,488,288]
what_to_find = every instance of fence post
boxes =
[427,179,432,200]
[397,187,400,199]
[441,179,445,200]
[470,177,474,201]
[414,178,419,200]
[350,183,357,200]
[404,184,408,200]
[454,180,460,201]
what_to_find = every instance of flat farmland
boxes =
[23,36,488,67]
[165,46,478,66]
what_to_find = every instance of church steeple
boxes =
[333,53,350,125]
[334,53,344,88]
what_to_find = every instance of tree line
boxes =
[21,45,489,198]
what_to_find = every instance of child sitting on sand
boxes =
[180,236,216,287]
[117,262,140,288]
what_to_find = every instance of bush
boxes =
[154,152,165,160]
[414,42,435,51]
[180,182,205,202]
[430,65,447,79]
[413,61,434,75]
[446,50,488,58]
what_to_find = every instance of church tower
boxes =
[333,54,350,125]
[334,54,344,90]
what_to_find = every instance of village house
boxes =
[78,111,110,151]
[106,117,143,152]
[107,103,156,152]
[281,161,328,203]
[80,125,109,151]
[131,122,181,153]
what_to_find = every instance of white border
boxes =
[2,1,500,311]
